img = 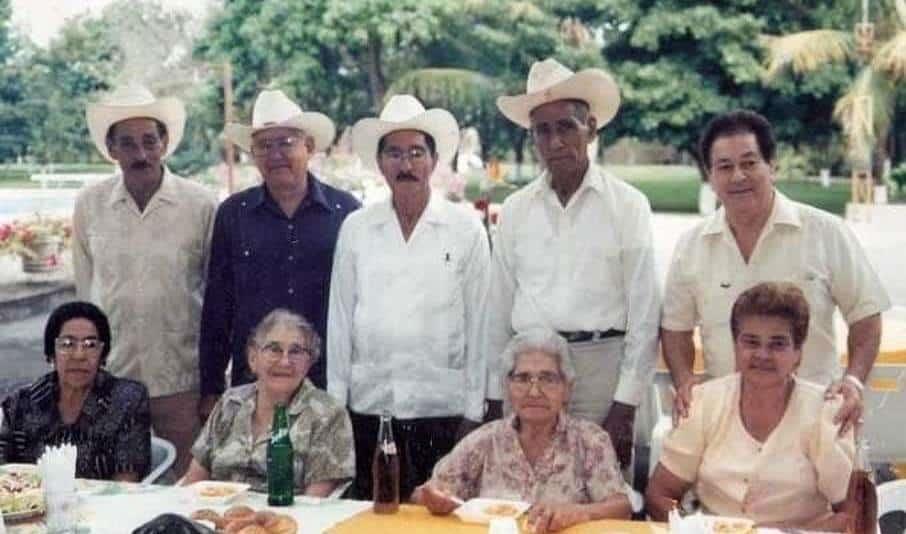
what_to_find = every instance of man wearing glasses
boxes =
[327,95,490,499]
[73,84,217,478]
[199,90,359,424]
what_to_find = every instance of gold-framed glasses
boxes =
[55,337,103,356]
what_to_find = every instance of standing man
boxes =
[328,95,490,499]
[662,109,890,433]
[485,58,661,468]
[199,90,359,420]
[73,84,218,477]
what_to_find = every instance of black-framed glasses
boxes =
[258,341,313,363]
[55,337,103,356]
[507,371,564,393]
[380,146,429,164]
[250,136,302,157]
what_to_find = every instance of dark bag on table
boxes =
[131,513,216,534]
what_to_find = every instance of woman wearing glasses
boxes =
[0,301,151,481]
[412,329,631,531]
[183,309,354,496]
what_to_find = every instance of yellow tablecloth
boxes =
[327,504,660,534]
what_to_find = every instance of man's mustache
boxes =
[396,172,418,182]
[130,161,152,170]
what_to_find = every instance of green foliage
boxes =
[775,145,811,180]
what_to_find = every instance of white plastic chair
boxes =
[864,366,906,463]
[142,436,176,484]
[877,479,906,534]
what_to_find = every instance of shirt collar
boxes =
[369,191,448,227]
[223,378,316,416]
[107,166,179,208]
[250,173,334,215]
[532,164,607,200]
[508,410,569,436]
[702,189,800,236]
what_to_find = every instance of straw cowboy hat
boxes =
[351,94,460,173]
[224,89,335,153]
[497,58,620,130]
[86,84,186,163]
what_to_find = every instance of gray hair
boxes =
[248,308,322,364]
[499,329,575,393]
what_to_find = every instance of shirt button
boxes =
[288,224,294,230]
[288,288,294,295]
[288,255,294,261]
[244,250,250,257]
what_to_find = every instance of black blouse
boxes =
[0,370,151,480]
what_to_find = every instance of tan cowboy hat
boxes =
[224,89,335,153]
[86,84,186,163]
[351,94,460,173]
[496,58,620,130]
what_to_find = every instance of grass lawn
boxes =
[466,163,852,215]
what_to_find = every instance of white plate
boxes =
[0,463,45,522]
[187,481,250,505]
[453,498,530,524]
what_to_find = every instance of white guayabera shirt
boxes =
[72,169,217,397]
[327,193,491,421]
[484,165,661,405]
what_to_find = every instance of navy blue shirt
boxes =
[199,176,360,395]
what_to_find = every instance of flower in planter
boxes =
[0,214,72,260]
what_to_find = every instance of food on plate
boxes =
[200,485,239,498]
[191,507,298,534]
[0,466,44,517]
[483,503,521,517]
[712,519,755,534]
[224,505,256,520]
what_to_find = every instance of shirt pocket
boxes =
[698,281,741,351]
[580,244,622,304]
[513,231,555,291]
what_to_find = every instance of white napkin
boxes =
[488,517,519,534]
[668,509,708,534]
[37,443,78,494]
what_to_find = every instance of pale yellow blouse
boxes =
[660,374,854,525]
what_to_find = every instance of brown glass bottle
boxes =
[846,437,877,534]
[372,411,400,514]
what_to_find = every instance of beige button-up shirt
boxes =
[662,192,890,384]
[72,169,217,397]
[327,194,490,421]
[484,166,661,403]
[660,374,854,525]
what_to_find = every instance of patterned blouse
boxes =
[191,379,355,493]
[429,412,625,503]
[0,370,151,479]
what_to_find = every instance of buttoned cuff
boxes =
[613,376,645,407]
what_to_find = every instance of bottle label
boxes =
[380,442,397,456]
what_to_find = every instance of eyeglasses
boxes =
[113,137,163,153]
[251,136,302,157]
[55,337,104,356]
[380,147,429,164]
[258,341,313,363]
[507,371,564,394]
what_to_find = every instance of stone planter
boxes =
[20,237,64,274]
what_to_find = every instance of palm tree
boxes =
[762,0,906,180]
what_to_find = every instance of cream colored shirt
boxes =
[327,194,490,421]
[72,169,218,397]
[484,166,661,403]
[662,192,890,384]
[660,374,855,525]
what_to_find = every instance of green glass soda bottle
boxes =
[267,404,294,506]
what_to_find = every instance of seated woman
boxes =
[646,282,855,531]
[183,309,354,497]
[0,301,151,481]
[412,329,631,532]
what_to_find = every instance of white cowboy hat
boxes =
[351,94,460,173]
[224,89,335,153]
[496,58,620,130]
[86,84,186,163]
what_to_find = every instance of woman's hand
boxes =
[411,483,460,515]
[525,503,589,533]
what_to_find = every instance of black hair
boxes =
[699,109,776,169]
[44,301,112,365]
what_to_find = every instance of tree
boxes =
[0,0,29,161]
[597,1,856,170]
[763,0,906,173]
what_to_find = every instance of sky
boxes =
[10,0,216,47]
